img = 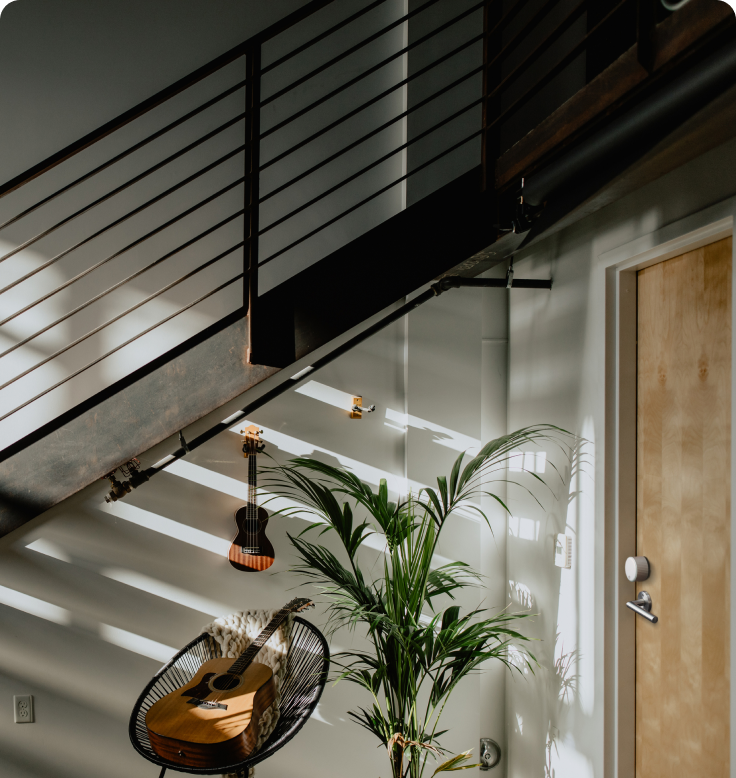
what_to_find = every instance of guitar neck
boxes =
[228,606,292,676]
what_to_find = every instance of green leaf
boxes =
[431,750,480,776]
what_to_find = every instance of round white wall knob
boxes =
[625,556,650,582]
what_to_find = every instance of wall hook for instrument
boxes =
[178,431,190,453]
[350,396,376,419]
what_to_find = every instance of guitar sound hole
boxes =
[211,674,240,691]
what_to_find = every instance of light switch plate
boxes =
[14,695,34,723]
[554,534,572,569]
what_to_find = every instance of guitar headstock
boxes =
[240,424,266,458]
[285,597,315,613]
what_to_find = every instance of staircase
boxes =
[1,0,734,536]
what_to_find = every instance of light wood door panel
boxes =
[636,236,731,777]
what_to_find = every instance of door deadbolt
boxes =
[625,555,650,582]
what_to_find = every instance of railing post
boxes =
[245,43,262,365]
[481,0,502,196]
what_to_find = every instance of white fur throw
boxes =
[202,609,294,778]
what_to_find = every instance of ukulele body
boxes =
[146,658,276,769]
[228,505,275,572]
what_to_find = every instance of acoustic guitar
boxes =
[146,597,314,769]
[228,425,274,572]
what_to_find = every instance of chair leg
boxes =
[158,768,167,778]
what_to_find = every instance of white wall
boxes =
[504,134,736,777]
[0,281,515,778]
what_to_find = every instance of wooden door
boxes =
[636,237,731,776]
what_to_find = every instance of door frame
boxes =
[601,201,736,778]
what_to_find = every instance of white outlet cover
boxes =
[554,534,571,569]
[13,695,34,723]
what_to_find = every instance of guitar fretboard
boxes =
[227,605,295,676]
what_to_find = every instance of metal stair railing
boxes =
[0,0,669,452]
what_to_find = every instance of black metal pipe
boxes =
[438,276,552,289]
[523,39,736,207]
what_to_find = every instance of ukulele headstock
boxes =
[240,425,265,458]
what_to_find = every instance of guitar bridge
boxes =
[241,546,260,555]
[188,698,228,711]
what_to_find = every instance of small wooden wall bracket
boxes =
[350,396,375,419]
[350,396,363,419]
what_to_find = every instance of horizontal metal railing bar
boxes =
[261,0,484,137]
[488,0,630,132]
[260,57,482,202]
[261,0,449,107]
[0,242,244,391]
[0,144,245,297]
[0,175,245,327]
[260,31,483,171]
[260,95,482,235]
[0,111,246,267]
[259,127,482,266]
[0,272,244,424]
[0,79,246,237]
[262,0,390,74]
[0,0,345,199]
[486,0,587,96]
[486,0,565,76]
[490,0,528,37]
[0,210,245,359]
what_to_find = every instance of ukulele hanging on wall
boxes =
[228,425,274,572]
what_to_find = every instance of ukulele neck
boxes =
[247,451,258,518]
[228,606,292,676]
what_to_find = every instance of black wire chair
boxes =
[129,616,330,777]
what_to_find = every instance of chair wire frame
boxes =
[129,616,330,777]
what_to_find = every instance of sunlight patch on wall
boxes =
[98,500,230,556]
[0,584,71,625]
[508,515,539,541]
[232,420,480,525]
[385,408,480,453]
[577,419,596,717]
[25,538,71,563]
[508,579,533,609]
[294,380,356,411]
[101,568,231,617]
[99,623,176,663]
[232,420,407,494]
[309,703,333,725]
[508,450,547,473]
[166,459,313,522]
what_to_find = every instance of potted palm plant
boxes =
[264,425,567,778]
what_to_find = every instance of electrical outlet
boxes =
[13,695,34,723]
